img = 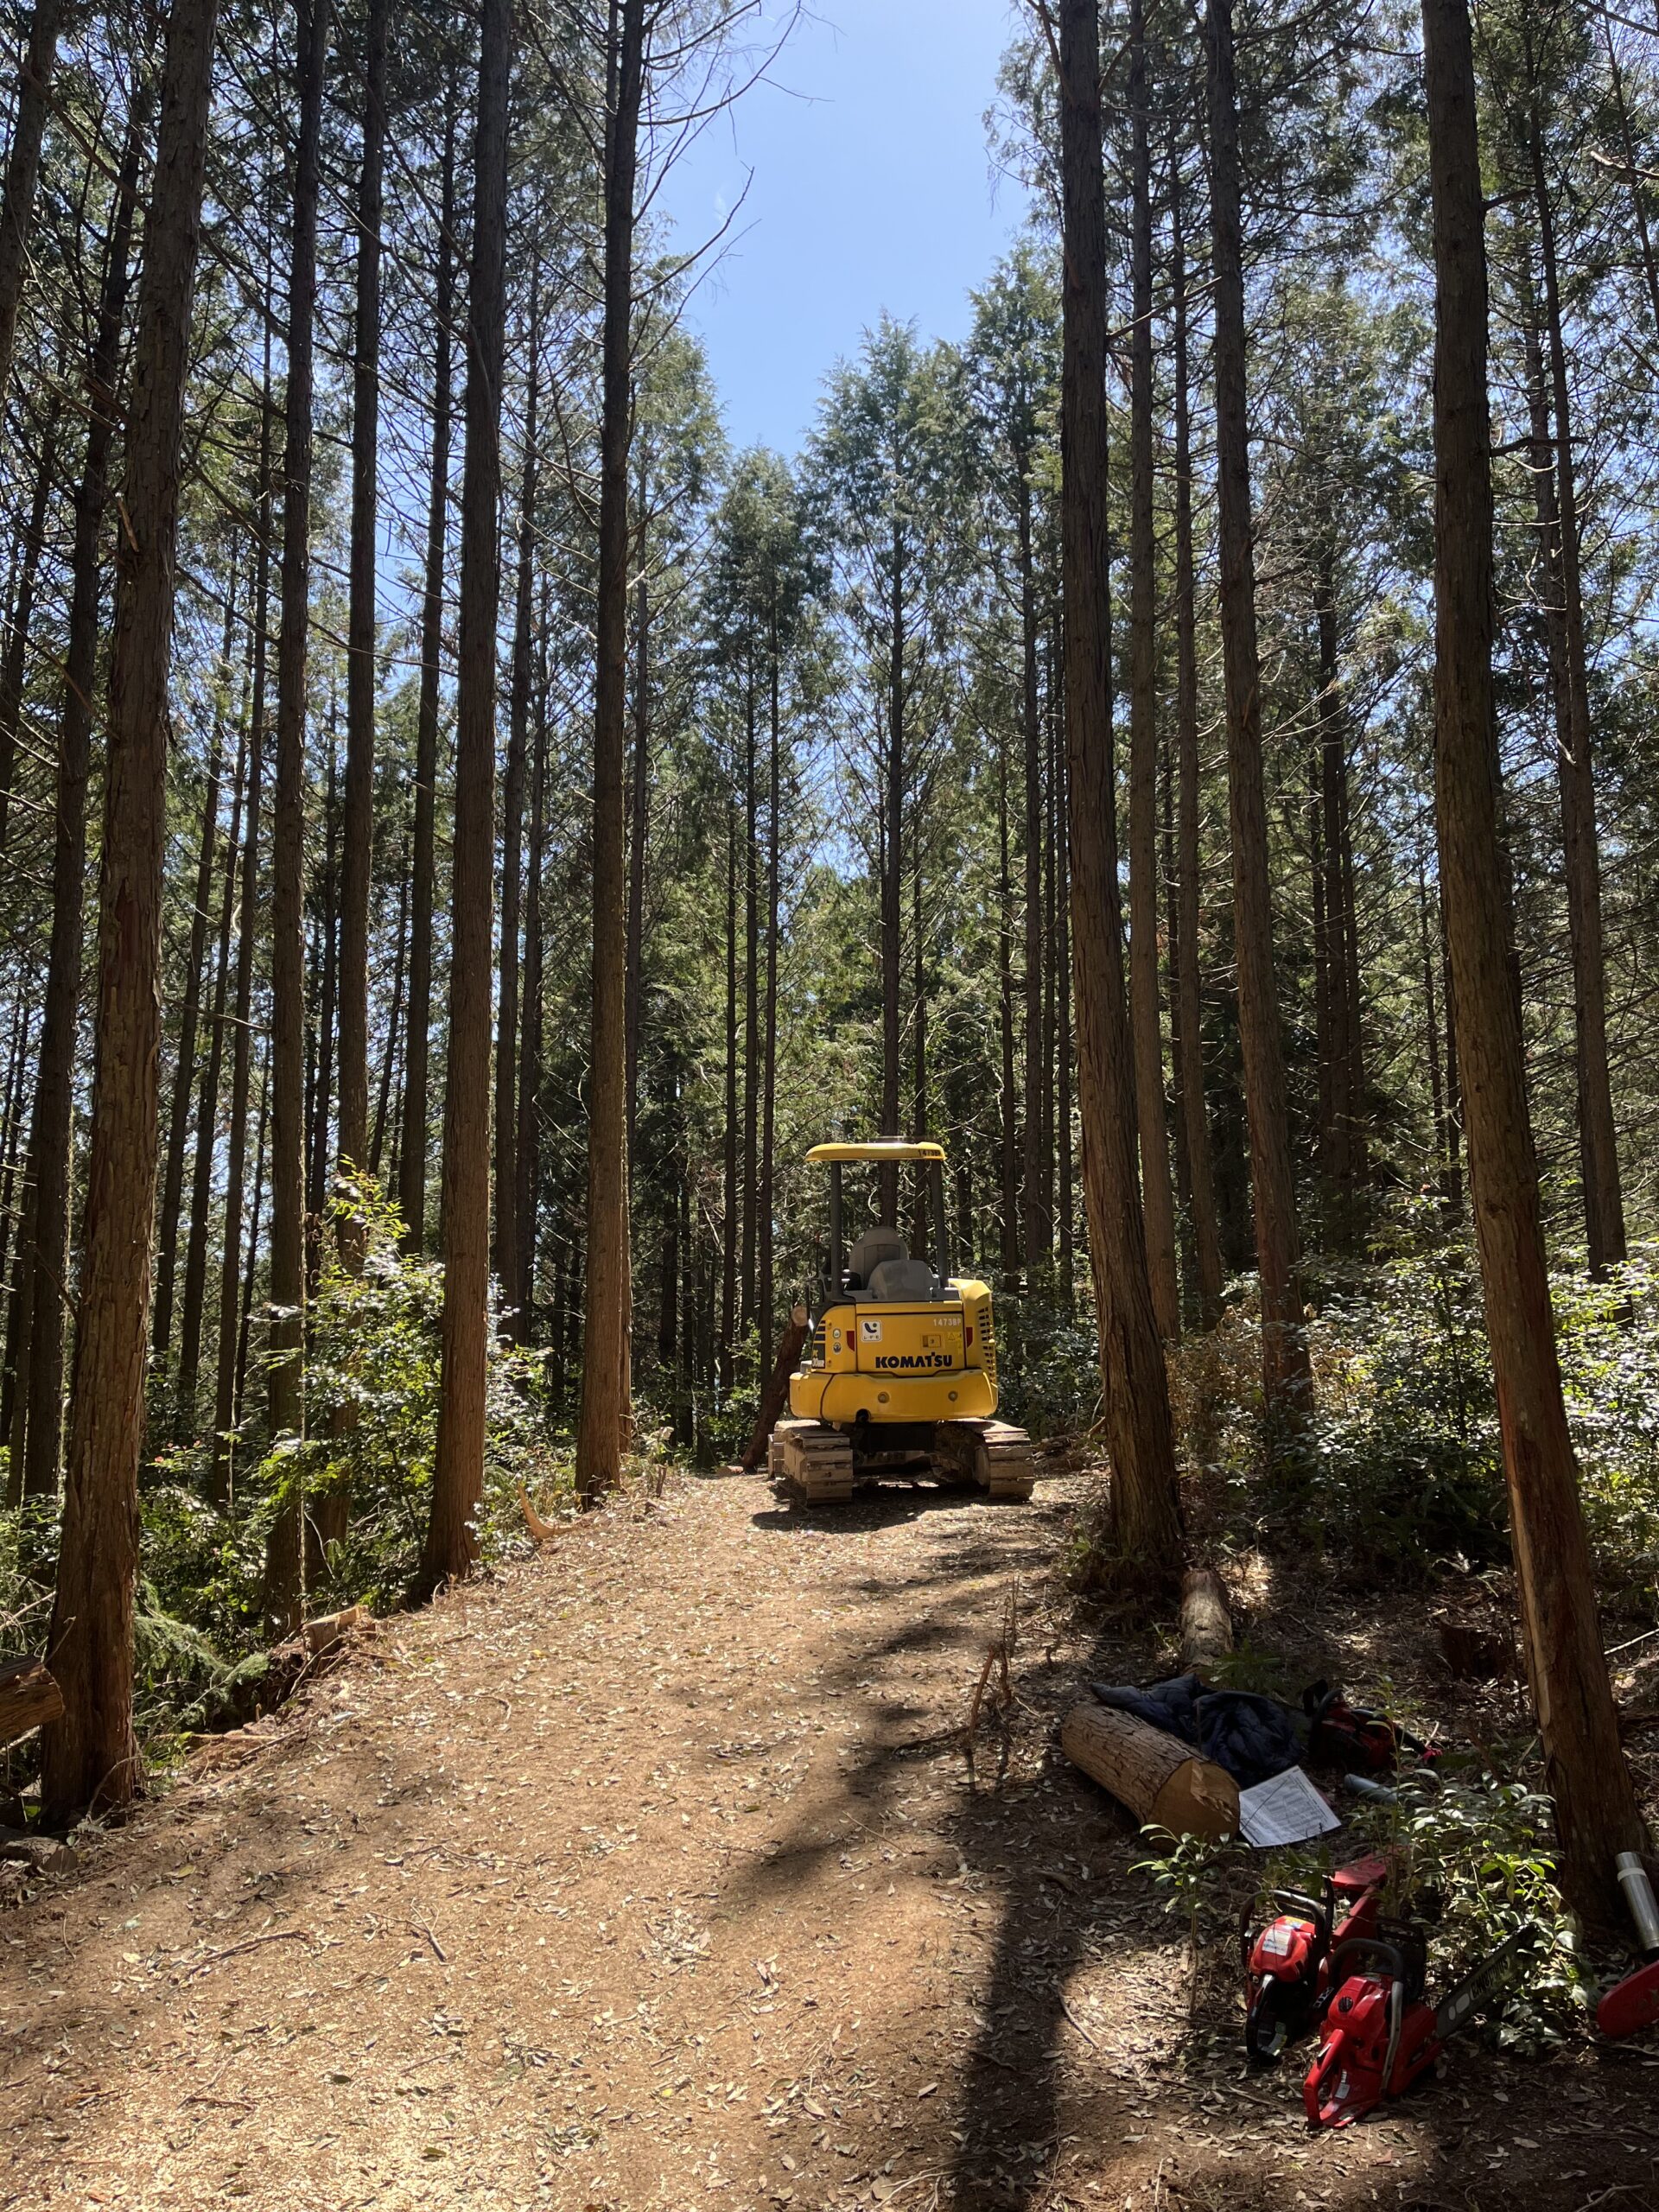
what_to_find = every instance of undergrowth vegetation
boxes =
[1164,1216,1659,1624]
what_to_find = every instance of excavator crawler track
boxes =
[771,1417,856,1504]
[931,1418,1036,1502]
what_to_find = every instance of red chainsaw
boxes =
[1242,1853,1394,2066]
[1304,1921,1541,2129]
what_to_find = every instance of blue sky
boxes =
[658,0,1032,459]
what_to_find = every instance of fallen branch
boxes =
[184,1927,311,1980]
[518,1487,560,1543]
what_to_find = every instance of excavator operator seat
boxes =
[868,1255,937,1301]
[846,1224,931,1299]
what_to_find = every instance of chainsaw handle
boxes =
[1330,1936,1406,1982]
[1304,2024,1348,2126]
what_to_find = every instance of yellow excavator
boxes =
[770,1140,1035,1505]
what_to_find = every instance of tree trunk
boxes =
[760,618,781,1352]
[998,738,1020,1277]
[1057,0,1184,1582]
[212,374,273,1509]
[41,0,221,1826]
[176,722,245,1437]
[1019,472,1046,1278]
[720,798,738,1391]
[1205,0,1311,1415]
[153,697,226,1372]
[1315,555,1366,1245]
[0,376,61,854]
[1421,0,1643,1924]
[494,274,539,1324]
[418,0,512,1589]
[0,0,65,415]
[1054,643,1075,1307]
[1528,122,1624,1278]
[625,451,648,1177]
[264,0,332,1632]
[1170,139,1224,1326]
[741,663,760,1330]
[17,89,146,1501]
[1128,0,1179,1342]
[397,89,457,1254]
[235,1056,270,1429]
[516,623,549,1332]
[337,0,387,1227]
[307,728,339,1273]
[371,849,408,1176]
[881,530,905,1226]
[575,0,645,1503]
[1417,855,1453,1211]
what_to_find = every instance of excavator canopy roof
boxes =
[807,1141,947,1165]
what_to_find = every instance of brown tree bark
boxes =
[881,536,905,1227]
[418,0,513,1588]
[152,699,226,1372]
[625,452,648,1178]
[494,275,539,1324]
[0,0,65,414]
[720,798,738,1389]
[1020,476,1047,1278]
[17,88,146,1501]
[516,619,550,1331]
[397,88,457,1253]
[41,0,222,1826]
[1205,0,1311,1415]
[371,850,408,1176]
[176,724,246,1437]
[1057,0,1183,1581]
[1526,118,1625,1278]
[0,376,61,854]
[337,0,388,1221]
[211,375,273,1508]
[1421,0,1643,1924]
[1170,136,1224,1328]
[575,0,646,1502]
[264,0,332,1631]
[741,664,760,1326]
[759,616,781,1352]
[998,736,1020,1277]
[1128,0,1179,1342]
[1054,645,1075,1306]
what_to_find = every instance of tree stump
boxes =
[1179,1567,1234,1681]
[1061,1701,1238,1840]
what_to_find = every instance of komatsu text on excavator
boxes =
[769,1141,1035,1505]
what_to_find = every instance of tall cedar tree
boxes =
[1054,0,1183,1580]
[19,86,147,1501]
[1421,0,1643,1923]
[41,0,221,1823]
[418,0,513,1590]
[339,0,389,1217]
[576,0,648,1502]
[398,90,458,1252]
[264,0,332,1630]
[0,1,65,410]
[1204,0,1312,1414]
[1128,0,1179,1339]
[1169,137,1224,1322]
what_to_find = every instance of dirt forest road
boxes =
[3,1470,1656,2212]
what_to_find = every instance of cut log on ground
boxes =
[0,1656,65,1746]
[742,1305,810,1470]
[1061,1700,1238,1840]
[302,1605,365,1657]
[1179,1568,1234,1681]
[0,1826,78,1875]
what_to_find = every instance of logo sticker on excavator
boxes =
[861,1319,882,1343]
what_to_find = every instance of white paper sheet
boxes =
[1236,1765,1341,1848]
